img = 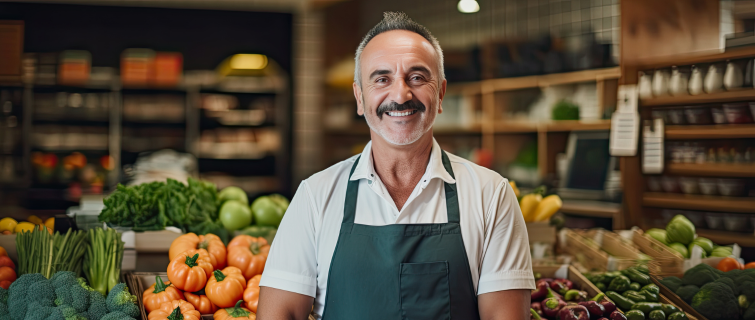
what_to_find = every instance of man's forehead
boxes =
[361,30,437,67]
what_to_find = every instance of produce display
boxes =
[84,228,125,295]
[530,276,622,320]
[584,266,689,320]
[0,216,54,235]
[510,183,563,223]
[659,263,755,320]
[0,270,139,320]
[143,233,269,319]
[15,227,87,278]
[645,215,734,259]
[0,246,15,290]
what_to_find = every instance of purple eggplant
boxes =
[578,301,605,320]
[600,301,616,316]
[609,310,627,320]
[558,305,590,320]
[531,281,550,301]
[542,297,566,318]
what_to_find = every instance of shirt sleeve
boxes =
[477,180,536,295]
[259,181,318,297]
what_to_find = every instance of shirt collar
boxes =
[349,138,456,185]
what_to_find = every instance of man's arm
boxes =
[478,289,531,320]
[257,287,314,320]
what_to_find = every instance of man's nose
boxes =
[388,78,413,104]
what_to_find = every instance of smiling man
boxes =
[257,12,535,320]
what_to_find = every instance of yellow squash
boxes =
[519,193,542,222]
[508,181,520,198]
[532,194,563,222]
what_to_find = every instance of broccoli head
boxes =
[682,263,721,287]
[69,282,90,313]
[741,281,755,301]
[661,276,683,292]
[28,279,56,307]
[54,286,72,307]
[51,272,78,291]
[0,287,7,315]
[22,301,54,320]
[691,281,740,320]
[100,311,136,320]
[105,283,138,318]
[745,302,755,320]
[715,277,737,294]
[675,284,700,304]
[43,307,63,320]
[86,290,108,320]
[7,273,46,320]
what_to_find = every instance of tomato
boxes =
[745,262,755,269]
[717,257,744,272]
[0,246,7,258]
[167,251,213,292]
[142,275,184,313]
[169,233,227,270]
[0,266,16,283]
[147,300,200,320]
[184,289,219,315]
[213,301,256,320]
[220,201,253,231]
[243,275,261,313]
[0,280,10,289]
[250,195,288,227]
[206,267,246,308]
[0,256,14,270]
[227,236,270,280]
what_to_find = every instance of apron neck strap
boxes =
[342,151,460,224]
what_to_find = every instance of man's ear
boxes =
[353,82,364,116]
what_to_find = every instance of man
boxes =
[258,12,535,320]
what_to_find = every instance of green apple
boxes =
[219,200,253,231]
[218,186,249,205]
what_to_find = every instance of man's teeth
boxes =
[386,110,417,117]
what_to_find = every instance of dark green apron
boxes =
[321,151,480,320]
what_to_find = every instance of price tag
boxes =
[610,85,641,156]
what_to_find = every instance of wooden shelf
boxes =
[632,46,755,70]
[666,163,755,177]
[665,124,755,139]
[446,67,621,94]
[493,120,611,133]
[643,192,755,213]
[695,229,755,247]
[641,89,755,107]
[324,123,482,135]
[560,200,621,218]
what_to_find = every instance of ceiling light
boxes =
[458,0,480,13]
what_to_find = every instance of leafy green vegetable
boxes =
[552,100,580,120]
[666,215,695,245]
[83,228,124,296]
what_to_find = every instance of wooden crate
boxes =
[631,229,685,276]
[652,274,707,320]
[533,265,602,298]
[559,229,643,271]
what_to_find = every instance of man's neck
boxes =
[370,132,434,210]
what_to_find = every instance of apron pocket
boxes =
[399,261,451,320]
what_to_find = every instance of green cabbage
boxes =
[711,246,733,258]
[646,228,669,245]
[691,237,715,255]
[666,215,696,245]
[669,242,690,258]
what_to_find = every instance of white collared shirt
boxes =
[260,139,535,317]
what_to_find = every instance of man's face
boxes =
[354,30,446,146]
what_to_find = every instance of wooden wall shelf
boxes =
[632,46,755,71]
[446,67,621,94]
[641,89,755,107]
[695,229,755,247]
[493,120,612,133]
[643,192,755,213]
[665,124,755,139]
[665,163,755,177]
[560,200,621,218]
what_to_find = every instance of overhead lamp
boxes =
[457,0,480,13]
[229,54,268,70]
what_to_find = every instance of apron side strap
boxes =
[342,155,361,224]
[441,151,461,224]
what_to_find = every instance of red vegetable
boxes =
[531,308,543,320]
[578,301,604,320]
[609,310,627,320]
[543,297,566,318]
[600,301,616,316]
[531,302,542,315]
[554,279,574,290]
[551,281,568,295]
[532,282,550,301]
[558,305,590,320]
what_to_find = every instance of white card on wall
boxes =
[610,85,641,156]
[642,119,664,174]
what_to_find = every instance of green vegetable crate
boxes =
[630,228,686,275]
[650,274,708,320]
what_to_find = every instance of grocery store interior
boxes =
[1,0,755,319]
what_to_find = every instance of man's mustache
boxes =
[375,100,426,119]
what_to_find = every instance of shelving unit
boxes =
[665,163,755,177]
[621,48,755,247]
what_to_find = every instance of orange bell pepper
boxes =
[169,233,227,270]
[184,289,219,315]
[167,252,213,292]
[243,275,262,313]
[206,267,247,308]
[142,275,185,313]
[213,300,256,320]
[147,300,201,320]
[227,236,270,280]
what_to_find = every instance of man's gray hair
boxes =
[354,12,445,87]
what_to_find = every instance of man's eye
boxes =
[376,78,387,83]
[411,76,424,81]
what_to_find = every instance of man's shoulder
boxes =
[446,152,508,188]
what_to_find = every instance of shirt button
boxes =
[368,180,373,185]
